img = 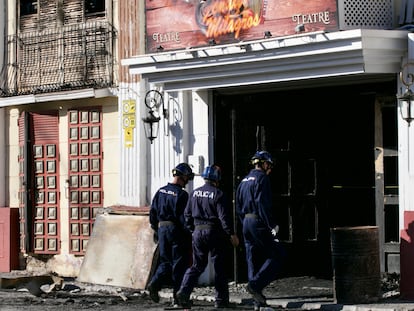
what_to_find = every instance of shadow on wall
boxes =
[168,97,184,154]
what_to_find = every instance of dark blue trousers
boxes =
[179,228,230,304]
[150,225,191,298]
[242,217,286,291]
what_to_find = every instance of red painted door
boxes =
[19,111,60,254]
[68,108,103,255]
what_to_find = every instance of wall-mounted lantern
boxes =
[397,62,414,125]
[142,111,161,143]
[142,90,168,143]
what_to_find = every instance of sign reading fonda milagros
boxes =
[145,0,338,53]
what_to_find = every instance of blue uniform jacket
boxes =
[184,182,234,236]
[236,168,276,230]
[149,182,189,232]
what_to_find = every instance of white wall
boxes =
[188,90,211,187]
[188,89,215,284]
[117,81,149,206]
[140,87,214,283]
[117,84,212,208]
[145,89,213,196]
[6,108,20,208]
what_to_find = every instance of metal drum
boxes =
[330,226,381,304]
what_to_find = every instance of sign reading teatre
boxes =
[145,0,338,53]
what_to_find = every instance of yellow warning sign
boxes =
[124,127,133,148]
[122,99,136,114]
[122,99,136,129]
[123,116,136,128]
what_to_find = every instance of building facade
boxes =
[2,0,414,290]
[0,0,120,274]
[122,0,414,282]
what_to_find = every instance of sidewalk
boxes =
[158,276,414,311]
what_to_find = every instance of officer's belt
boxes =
[158,221,175,227]
[245,213,258,219]
[195,224,216,230]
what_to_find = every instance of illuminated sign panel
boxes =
[145,0,338,53]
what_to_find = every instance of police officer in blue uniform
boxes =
[176,165,239,309]
[236,151,286,310]
[147,163,194,306]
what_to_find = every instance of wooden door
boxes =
[67,108,103,255]
[375,96,400,273]
[19,111,60,254]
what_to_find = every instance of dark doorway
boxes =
[213,82,395,280]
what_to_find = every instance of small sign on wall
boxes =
[122,99,136,148]
[124,128,134,148]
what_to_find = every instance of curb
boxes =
[159,290,414,311]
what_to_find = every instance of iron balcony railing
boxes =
[0,21,117,97]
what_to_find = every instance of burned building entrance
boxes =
[214,81,399,279]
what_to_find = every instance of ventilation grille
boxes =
[338,0,394,30]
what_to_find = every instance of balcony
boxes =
[0,21,117,97]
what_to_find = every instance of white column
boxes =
[189,90,211,188]
[118,81,149,207]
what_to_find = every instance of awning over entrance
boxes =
[122,29,409,92]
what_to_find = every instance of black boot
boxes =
[147,282,160,303]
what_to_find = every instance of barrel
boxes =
[330,226,381,304]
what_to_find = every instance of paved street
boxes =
[0,289,291,311]
[1,275,407,311]
[0,276,331,311]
